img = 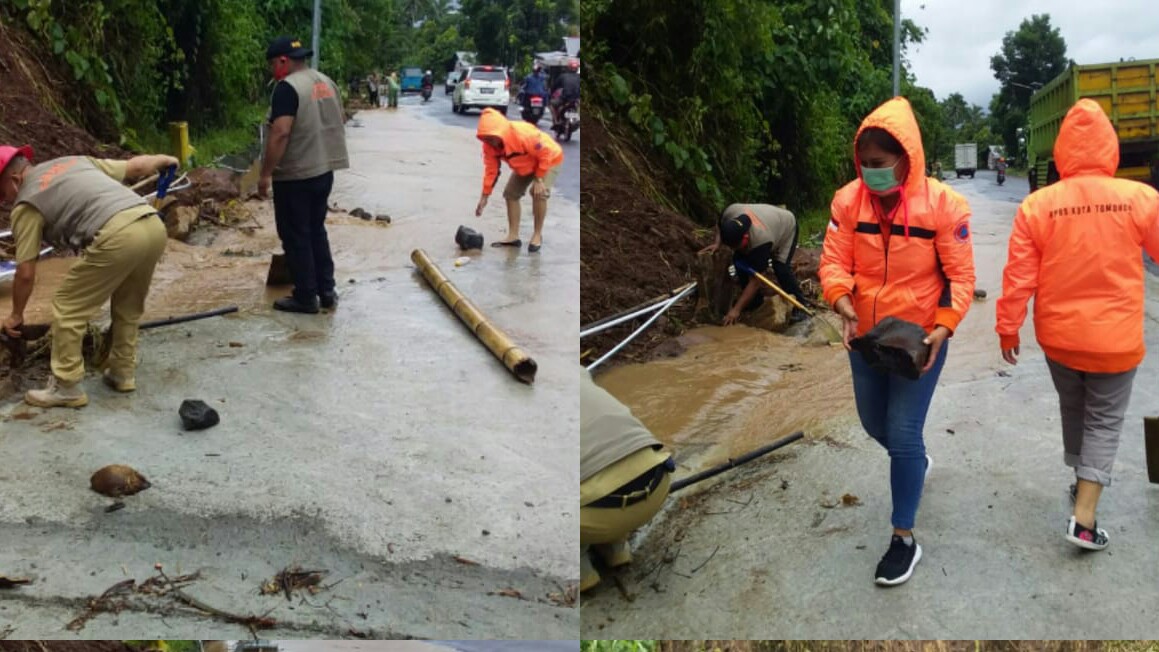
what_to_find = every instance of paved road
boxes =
[0,97,578,639]
[581,170,1159,638]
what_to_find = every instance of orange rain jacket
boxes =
[996,98,1159,373]
[476,108,564,196]
[819,97,976,337]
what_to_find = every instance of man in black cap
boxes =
[257,35,350,314]
[710,203,809,325]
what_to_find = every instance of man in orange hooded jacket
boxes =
[997,98,1159,552]
[474,108,564,253]
[820,96,975,586]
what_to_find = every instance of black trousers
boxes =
[272,171,336,304]
[735,224,808,310]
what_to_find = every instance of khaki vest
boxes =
[14,156,148,251]
[723,203,797,260]
[267,69,350,181]
[581,370,665,482]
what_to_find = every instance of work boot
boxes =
[594,541,633,568]
[579,550,601,593]
[319,291,338,309]
[273,295,319,314]
[102,368,136,393]
[25,376,88,409]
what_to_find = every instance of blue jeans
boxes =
[848,342,948,530]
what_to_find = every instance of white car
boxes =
[445,71,457,95]
[452,65,510,115]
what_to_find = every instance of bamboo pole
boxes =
[411,249,538,383]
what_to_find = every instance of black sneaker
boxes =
[319,291,338,309]
[1065,516,1109,551]
[273,296,320,314]
[874,535,922,586]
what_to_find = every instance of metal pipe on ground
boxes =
[140,306,239,330]
[668,431,805,493]
[580,282,697,338]
[410,248,537,383]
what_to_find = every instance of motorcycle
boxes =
[421,84,433,102]
[551,95,580,142]
[522,93,546,124]
[997,169,1006,185]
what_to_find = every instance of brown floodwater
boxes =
[595,324,856,467]
[0,201,397,325]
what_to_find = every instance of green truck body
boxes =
[1027,58,1159,191]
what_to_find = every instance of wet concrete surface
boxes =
[0,100,578,638]
[581,172,1159,637]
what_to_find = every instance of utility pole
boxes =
[312,0,321,69]
[892,0,901,97]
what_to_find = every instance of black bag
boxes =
[455,225,484,250]
[850,316,930,380]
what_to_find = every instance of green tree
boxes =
[988,14,1067,158]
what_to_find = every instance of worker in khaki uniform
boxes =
[0,145,176,408]
[475,108,564,253]
[997,98,1159,551]
[580,369,675,592]
[257,35,350,314]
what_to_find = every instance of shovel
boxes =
[734,260,843,343]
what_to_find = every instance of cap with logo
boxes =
[266,36,313,60]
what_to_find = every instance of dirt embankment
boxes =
[580,114,820,366]
[656,643,1110,652]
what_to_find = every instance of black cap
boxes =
[267,36,313,60]
[720,214,751,248]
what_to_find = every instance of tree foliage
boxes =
[584,0,937,223]
[988,14,1068,160]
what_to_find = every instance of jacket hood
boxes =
[853,97,926,196]
[1055,98,1118,179]
[476,108,512,142]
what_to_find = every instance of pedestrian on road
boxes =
[701,203,809,325]
[367,73,380,108]
[386,71,400,108]
[257,35,349,314]
[819,96,976,586]
[580,368,675,593]
[474,107,564,253]
[996,98,1159,551]
[0,145,176,408]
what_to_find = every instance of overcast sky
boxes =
[903,0,1159,109]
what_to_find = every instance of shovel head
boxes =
[266,253,292,286]
[1145,416,1159,484]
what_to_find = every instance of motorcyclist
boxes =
[997,156,1008,182]
[421,70,434,89]
[523,64,548,103]
[550,59,581,125]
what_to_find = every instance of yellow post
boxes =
[168,121,194,167]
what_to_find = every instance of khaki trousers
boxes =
[51,215,168,383]
[580,446,672,545]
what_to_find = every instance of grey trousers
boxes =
[1046,358,1137,486]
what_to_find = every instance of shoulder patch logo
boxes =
[954,220,970,243]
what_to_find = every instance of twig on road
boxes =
[689,544,722,574]
[155,564,277,631]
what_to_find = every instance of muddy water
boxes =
[0,202,397,325]
[596,324,855,467]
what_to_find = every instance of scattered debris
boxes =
[90,464,151,498]
[820,492,840,509]
[350,208,373,220]
[104,501,126,513]
[946,428,956,434]
[489,587,525,600]
[260,566,329,601]
[454,256,471,267]
[0,575,32,589]
[374,214,391,223]
[689,544,722,573]
[452,555,479,566]
[997,369,1012,377]
[455,225,484,250]
[973,288,988,299]
[841,493,861,506]
[228,341,244,348]
[179,399,220,430]
[546,582,579,607]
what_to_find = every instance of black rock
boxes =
[849,316,930,380]
[375,214,392,223]
[179,399,220,431]
[455,225,484,250]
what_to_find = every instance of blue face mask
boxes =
[861,163,902,194]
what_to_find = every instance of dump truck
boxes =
[954,143,977,178]
[1028,58,1159,192]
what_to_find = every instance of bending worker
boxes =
[0,145,177,408]
[704,203,810,325]
[581,369,675,592]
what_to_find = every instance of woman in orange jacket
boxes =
[997,98,1159,551]
[819,97,976,586]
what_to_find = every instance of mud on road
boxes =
[582,172,1159,638]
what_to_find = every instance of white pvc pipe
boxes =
[580,297,669,339]
[586,282,696,371]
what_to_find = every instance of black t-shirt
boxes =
[736,242,774,275]
[270,81,299,123]
[553,72,581,98]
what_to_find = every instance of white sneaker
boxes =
[924,454,933,484]
[1065,516,1109,551]
[25,376,88,409]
